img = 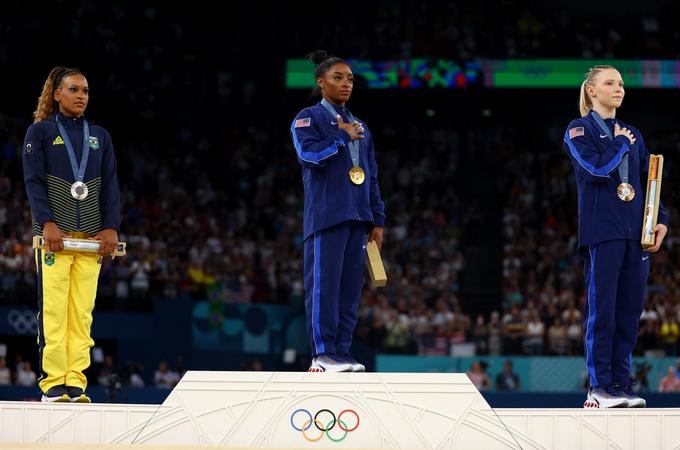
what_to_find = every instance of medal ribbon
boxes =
[320,98,360,168]
[56,114,90,186]
[591,110,629,185]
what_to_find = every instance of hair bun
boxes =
[306,50,330,66]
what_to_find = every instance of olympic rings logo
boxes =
[7,309,37,335]
[290,408,360,442]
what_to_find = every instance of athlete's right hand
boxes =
[337,115,365,141]
[614,123,636,145]
[43,221,67,253]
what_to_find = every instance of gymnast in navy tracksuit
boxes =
[563,65,668,408]
[290,51,385,372]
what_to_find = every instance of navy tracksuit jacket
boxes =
[291,100,385,357]
[563,111,668,388]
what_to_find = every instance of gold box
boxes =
[366,240,387,288]
[641,154,664,249]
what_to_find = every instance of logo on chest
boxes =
[53,136,65,145]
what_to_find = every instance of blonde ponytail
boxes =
[578,80,592,117]
[578,65,617,117]
[33,66,82,123]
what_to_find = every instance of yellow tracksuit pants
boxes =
[35,249,101,393]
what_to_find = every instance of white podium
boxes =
[1,371,679,449]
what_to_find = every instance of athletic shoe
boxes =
[338,354,365,372]
[583,385,629,409]
[66,386,91,403]
[308,354,353,373]
[41,385,70,403]
[621,384,646,408]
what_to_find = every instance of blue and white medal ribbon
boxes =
[56,115,91,200]
[591,110,634,201]
[320,98,365,184]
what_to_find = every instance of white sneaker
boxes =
[584,386,629,409]
[339,355,365,372]
[621,385,646,408]
[308,354,353,373]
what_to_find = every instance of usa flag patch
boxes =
[295,118,311,128]
[569,127,585,139]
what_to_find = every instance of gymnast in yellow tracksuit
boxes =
[22,67,121,403]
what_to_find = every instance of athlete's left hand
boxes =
[648,224,667,253]
[368,226,384,251]
[91,228,118,256]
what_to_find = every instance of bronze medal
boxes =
[617,183,635,202]
[349,166,365,185]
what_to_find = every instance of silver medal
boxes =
[71,181,88,200]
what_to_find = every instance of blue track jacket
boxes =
[291,101,385,240]
[23,112,121,236]
[563,111,668,248]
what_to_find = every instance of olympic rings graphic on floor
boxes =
[290,408,360,442]
[7,309,37,335]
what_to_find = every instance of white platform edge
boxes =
[0,371,678,450]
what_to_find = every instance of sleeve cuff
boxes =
[372,214,385,228]
[39,216,55,226]
[101,221,121,232]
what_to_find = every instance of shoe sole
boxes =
[70,395,91,403]
[584,398,628,409]
[41,394,70,403]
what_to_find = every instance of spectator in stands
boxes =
[15,361,36,387]
[547,317,569,356]
[153,360,179,389]
[658,366,680,392]
[502,305,525,354]
[659,314,679,356]
[523,310,544,355]
[487,311,503,356]
[0,357,11,385]
[97,354,118,387]
[496,360,521,390]
[466,361,491,391]
[470,314,489,355]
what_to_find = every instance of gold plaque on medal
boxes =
[349,166,365,185]
[641,155,664,249]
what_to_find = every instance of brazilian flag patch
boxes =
[89,136,99,150]
[44,252,55,266]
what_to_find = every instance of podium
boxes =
[1,371,679,449]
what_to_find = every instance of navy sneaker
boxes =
[41,385,70,403]
[66,386,91,403]
[621,384,646,408]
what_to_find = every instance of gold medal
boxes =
[349,166,365,185]
[617,182,635,202]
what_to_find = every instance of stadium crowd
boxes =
[1,1,680,396]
